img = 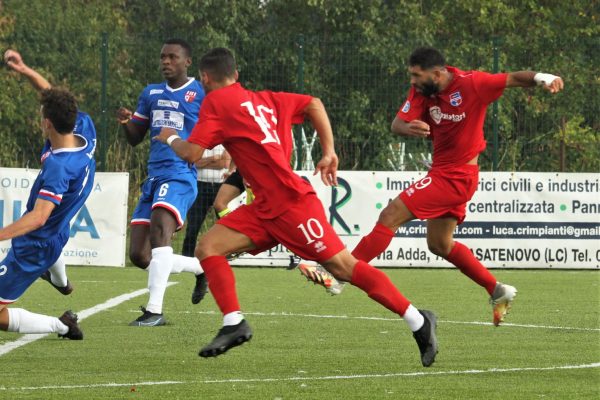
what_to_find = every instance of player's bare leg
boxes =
[427,217,517,326]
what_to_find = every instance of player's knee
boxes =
[129,250,150,269]
[195,240,215,260]
[427,240,452,257]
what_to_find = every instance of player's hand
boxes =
[154,127,178,144]
[542,76,564,94]
[116,107,132,125]
[314,152,339,186]
[407,120,430,137]
[3,49,27,74]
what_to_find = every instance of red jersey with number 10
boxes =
[188,82,314,219]
[397,66,507,168]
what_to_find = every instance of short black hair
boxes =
[163,38,192,58]
[199,48,237,82]
[409,47,445,70]
[40,87,77,134]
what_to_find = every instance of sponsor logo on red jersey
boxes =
[185,91,196,102]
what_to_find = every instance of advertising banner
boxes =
[232,171,599,269]
[0,168,129,267]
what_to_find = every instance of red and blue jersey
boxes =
[397,66,507,168]
[131,78,205,178]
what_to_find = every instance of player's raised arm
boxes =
[154,127,205,163]
[4,49,51,91]
[506,71,564,93]
[304,97,338,186]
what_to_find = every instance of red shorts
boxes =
[217,193,345,262]
[399,165,479,224]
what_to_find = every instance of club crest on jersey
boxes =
[449,91,462,106]
[184,91,197,102]
[40,150,51,163]
[429,106,442,124]
[401,101,410,113]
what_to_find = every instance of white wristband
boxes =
[534,72,558,86]
[166,135,180,146]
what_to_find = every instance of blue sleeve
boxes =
[132,86,152,125]
[37,158,69,206]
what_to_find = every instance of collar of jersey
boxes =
[166,77,196,92]
[51,134,88,154]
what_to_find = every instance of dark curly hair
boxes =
[40,87,77,134]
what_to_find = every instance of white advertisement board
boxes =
[0,168,129,267]
[231,171,599,269]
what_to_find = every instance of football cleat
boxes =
[412,309,438,367]
[199,320,253,357]
[191,273,208,305]
[40,270,73,295]
[287,255,302,270]
[490,282,518,326]
[58,310,83,340]
[129,306,166,327]
[298,262,346,295]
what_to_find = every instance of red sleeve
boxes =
[472,71,508,104]
[274,92,313,124]
[187,98,222,150]
[396,86,426,122]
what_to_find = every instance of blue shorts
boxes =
[0,233,67,304]
[131,174,198,229]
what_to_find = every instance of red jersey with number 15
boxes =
[188,82,314,219]
[397,66,508,168]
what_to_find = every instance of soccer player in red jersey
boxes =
[155,47,438,367]
[351,47,564,326]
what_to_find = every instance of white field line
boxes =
[2,362,599,391]
[0,282,177,357]
[138,310,600,332]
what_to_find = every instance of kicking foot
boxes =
[490,282,518,326]
[298,263,346,295]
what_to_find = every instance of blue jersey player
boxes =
[3,49,94,297]
[117,38,207,326]
[0,87,95,340]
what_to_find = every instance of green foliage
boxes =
[0,0,597,185]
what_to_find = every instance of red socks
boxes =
[199,255,240,315]
[351,222,395,262]
[350,260,410,316]
[446,242,496,295]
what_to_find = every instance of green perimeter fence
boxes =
[95,33,598,178]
